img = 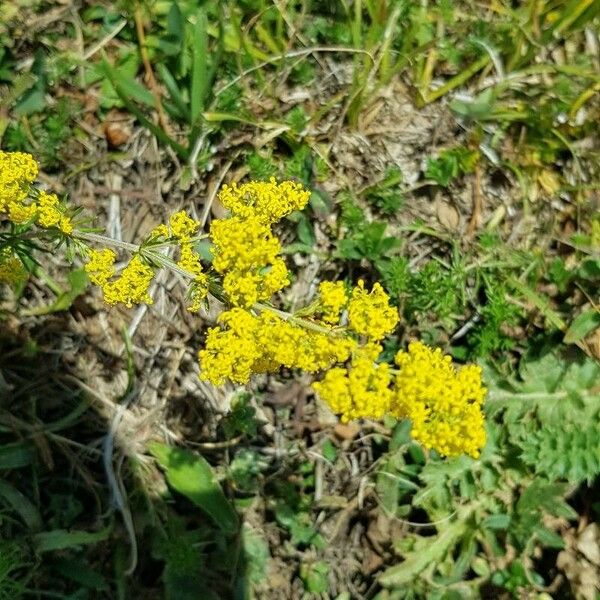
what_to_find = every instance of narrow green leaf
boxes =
[157,63,190,121]
[0,480,43,531]
[99,60,155,108]
[149,442,238,534]
[190,8,209,126]
[101,57,189,159]
[34,524,112,553]
[0,442,36,469]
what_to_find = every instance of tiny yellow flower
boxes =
[169,211,200,241]
[319,281,348,325]
[348,280,398,341]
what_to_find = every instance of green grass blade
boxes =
[156,63,190,122]
[190,7,209,126]
[0,442,36,469]
[34,524,113,553]
[0,480,43,531]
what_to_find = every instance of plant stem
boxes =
[75,229,345,338]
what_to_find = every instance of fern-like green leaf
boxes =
[516,423,600,484]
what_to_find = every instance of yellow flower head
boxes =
[37,191,73,233]
[169,211,200,241]
[0,250,26,286]
[210,215,288,307]
[313,344,392,422]
[85,248,117,286]
[198,308,356,386]
[199,308,262,385]
[391,341,486,458]
[319,281,348,325]
[7,201,37,224]
[255,312,355,372]
[0,151,38,213]
[348,280,398,341]
[218,178,311,225]
[85,249,154,308]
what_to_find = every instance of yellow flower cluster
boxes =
[348,280,399,340]
[313,343,392,422]
[390,341,486,458]
[209,180,311,307]
[0,249,26,286]
[36,191,73,234]
[166,211,208,312]
[210,215,288,307]
[312,340,486,457]
[0,151,38,213]
[84,248,154,307]
[319,281,348,325]
[199,308,355,386]
[218,178,311,225]
[0,152,73,233]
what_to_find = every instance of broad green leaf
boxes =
[564,309,600,344]
[149,442,238,534]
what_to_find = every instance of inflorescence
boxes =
[0,152,487,458]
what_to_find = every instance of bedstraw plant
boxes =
[1,150,486,459]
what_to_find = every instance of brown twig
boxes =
[468,163,483,236]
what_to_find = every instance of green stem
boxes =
[418,54,490,106]
[253,302,343,336]
[75,229,344,338]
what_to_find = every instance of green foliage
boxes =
[425,147,479,187]
[487,348,600,484]
[0,538,26,600]
[220,394,258,439]
[247,151,278,180]
[274,501,325,549]
[337,221,401,265]
[363,166,405,215]
[300,560,329,593]
[149,442,239,534]
[467,278,521,356]
[152,518,207,600]
[3,98,75,168]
